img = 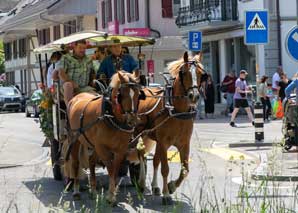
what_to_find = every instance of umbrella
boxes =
[33,43,62,54]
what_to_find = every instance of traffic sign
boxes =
[188,31,202,51]
[245,10,269,45]
[286,26,298,61]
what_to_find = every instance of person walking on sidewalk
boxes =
[258,75,272,122]
[272,66,283,95]
[278,73,292,102]
[230,70,254,127]
[222,71,237,115]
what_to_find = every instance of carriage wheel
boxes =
[129,158,147,192]
[51,139,63,181]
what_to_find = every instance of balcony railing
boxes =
[175,0,238,27]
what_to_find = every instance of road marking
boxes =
[200,148,254,161]
[167,151,192,163]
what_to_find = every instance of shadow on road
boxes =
[23,174,194,212]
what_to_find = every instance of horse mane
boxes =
[167,56,205,77]
[109,71,132,88]
[167,58,184,77]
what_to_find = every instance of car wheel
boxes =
[25,108,30,117]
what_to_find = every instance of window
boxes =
[13,40,17,59]
[37,28,51,45]
[114,0,125,24]
[4,42,12,61]
[53,25,61,40]
[18,38,27,58]
[172,0,181,17]
[64,20,77,36]
[102,0,112,28]
[127,0,139,23]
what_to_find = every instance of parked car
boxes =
[25,89,42,118]
[0,86,23,112]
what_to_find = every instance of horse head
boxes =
[110,71,145,127]
[169,51,205,106]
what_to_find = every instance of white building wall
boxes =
[280,0,296,17]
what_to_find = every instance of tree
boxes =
[0,41,4,74]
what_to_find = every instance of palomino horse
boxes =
[67,71,145,204]
[134,52,204,204]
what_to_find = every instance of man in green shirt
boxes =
[57,40,95,105]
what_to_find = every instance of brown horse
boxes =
[134,52,204,204]
[67,71,144,204]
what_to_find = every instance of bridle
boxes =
[111,82,142,114]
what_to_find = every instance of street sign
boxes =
[188,31,202,51]
[286,26,298,61]
[245,10,269,45]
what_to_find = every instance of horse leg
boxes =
[160,145,173,205]
[168,144,190,194]
[71,151,81,200]
[151,145,161,196]
[106,152,125,206]
[89,152,97,199]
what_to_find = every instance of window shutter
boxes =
[121,0,125,24]
[162,0,173,18]
[108,0,112,22]
[114,0,118,21]
[135,0,139,21]
[127,0,131,22]
[101,1,106,28]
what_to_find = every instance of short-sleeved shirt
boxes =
[278,80,292,101]
[222,75,237,93]
[98,54,138,79]
[272,72,280,89]
[234,78,248,100]
[258,82,267,99]
[56,54,93,88]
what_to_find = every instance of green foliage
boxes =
[0,41,5,74]
[38,90,54,139]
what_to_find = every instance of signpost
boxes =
[286,26,298,61]
[245,10,269,141]
[188,31,202,52]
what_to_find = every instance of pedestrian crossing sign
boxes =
[245,10,269,45]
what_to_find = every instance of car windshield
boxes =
[0,87,20,96]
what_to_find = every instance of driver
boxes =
[97,38,138,81]
[57,40,95,106]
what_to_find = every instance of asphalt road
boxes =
[0,113,297,212]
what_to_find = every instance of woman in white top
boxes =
[46,52,62,89]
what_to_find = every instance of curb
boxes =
[229,142,279,148]
[0,164,22,169]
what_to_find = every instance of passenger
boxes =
[97,38,138,81]
[47,52,62,89]
[56,39,95,106]
[91,47,106,72]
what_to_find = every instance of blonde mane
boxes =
[109,71,131,88]
[167,56,204,77]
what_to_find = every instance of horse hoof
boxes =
[72,192,81,201]
[152,187,161,196]
[168,181,177,194]
[162,196,173,206]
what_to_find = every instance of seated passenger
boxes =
[97,38,138,81]
[56,40,95,106]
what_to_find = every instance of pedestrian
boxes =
[204,74,215,118]
[258,75,272,122]
[229,70,254,127]
[222,71,237,115]
[278,73,292,101]
[285,73,298,102]
[272,66,283,95]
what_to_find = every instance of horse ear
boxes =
[118,71,126,83]
[196,52,203,61]
[183,51,188,62]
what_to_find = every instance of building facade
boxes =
[176,0,298,103]
[97,0,184,84]
[0,0,97,95]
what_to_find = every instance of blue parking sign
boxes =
[245,10,269,45]
[286,26,298,61]
[188,31,202,51]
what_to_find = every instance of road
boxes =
[0,113,297,212]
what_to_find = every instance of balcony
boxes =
[175,0,238,28]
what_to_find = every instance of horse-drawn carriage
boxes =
[34,31,205,205]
